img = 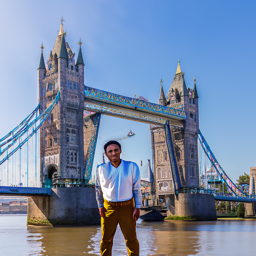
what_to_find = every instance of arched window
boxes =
[49,138,53,147]
[164,151,167,161]
[157,151,162,163]
[48,83,53,91]
[175,89,181,103]
[190,147,195,160]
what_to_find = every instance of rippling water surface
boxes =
[0,215,256,255]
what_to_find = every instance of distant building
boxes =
[140,160,154,206]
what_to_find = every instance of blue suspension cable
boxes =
[198,129,246,197]
[0,105,39,144]
[0,91,60,165]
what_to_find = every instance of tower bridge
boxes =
[0,21,255,225]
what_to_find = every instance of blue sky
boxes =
[0,0,256,182]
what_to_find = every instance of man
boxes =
[95,140,141,256]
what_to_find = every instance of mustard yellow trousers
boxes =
[100,198,139,256]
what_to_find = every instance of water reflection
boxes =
[1,215,256,255]
[27,220,156,256]
[27,225,101,255]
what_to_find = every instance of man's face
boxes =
[105,144,122,163]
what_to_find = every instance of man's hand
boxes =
[99,207,107,218]
[132,208,140,221]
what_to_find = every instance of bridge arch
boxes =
[43,164,59,188]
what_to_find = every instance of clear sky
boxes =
[0,0,256,182]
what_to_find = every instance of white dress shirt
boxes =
[95,159,142,209]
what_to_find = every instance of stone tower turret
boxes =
[159,79,167,106]
[38,21,85,187]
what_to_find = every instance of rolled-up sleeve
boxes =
[95,165,104,209]
[132,163,142,208]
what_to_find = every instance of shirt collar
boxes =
[109,159,123,169]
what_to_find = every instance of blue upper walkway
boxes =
[0,186,51,196]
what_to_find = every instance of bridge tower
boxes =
[152,62,199,203]
[28,21,100,226]
[38,21,85,187]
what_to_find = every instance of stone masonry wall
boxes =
[27,187,100,226]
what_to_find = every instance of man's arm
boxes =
[132,163,142,208]
[132,163,142,221]
[95,166,104,209]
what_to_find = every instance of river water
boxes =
[0,215,256,255]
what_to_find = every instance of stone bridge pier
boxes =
[27,187,100,226]
[165,193,217,220]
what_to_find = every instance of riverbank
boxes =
[218,217,256,220]
[0,212,26,214]
[165,215,256,221]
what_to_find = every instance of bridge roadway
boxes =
[0,185,256,203]
[214,194,256,203]
[84,86,185,126]
[0,186,51,196]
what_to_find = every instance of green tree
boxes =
[236,172,250,189]
[237,203,245,218]
[227,201,231,213]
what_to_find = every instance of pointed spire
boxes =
[58,18,64,35]
[193,77,199,98]
[59,34,68,59]
[38,44,46,69]
[176,60,182,74]
[159,79,167,106]
[76,39,84,65]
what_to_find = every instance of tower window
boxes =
[190,147,195,159]
[190,112,196,121]
[189,98,194,104]
[164,151,167,161]
[191,165,195,177]
[49,138,53,147]
[71,65,73,70]
[48,83,53,91]
[68,81,72,89]
[176,150,181,161]
[175,89,181,103]
[73,83,78,90]
[66,150,69,164]
[66,149,77,165]
[66,128,77,144]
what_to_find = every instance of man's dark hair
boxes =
[104,140,121,153]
